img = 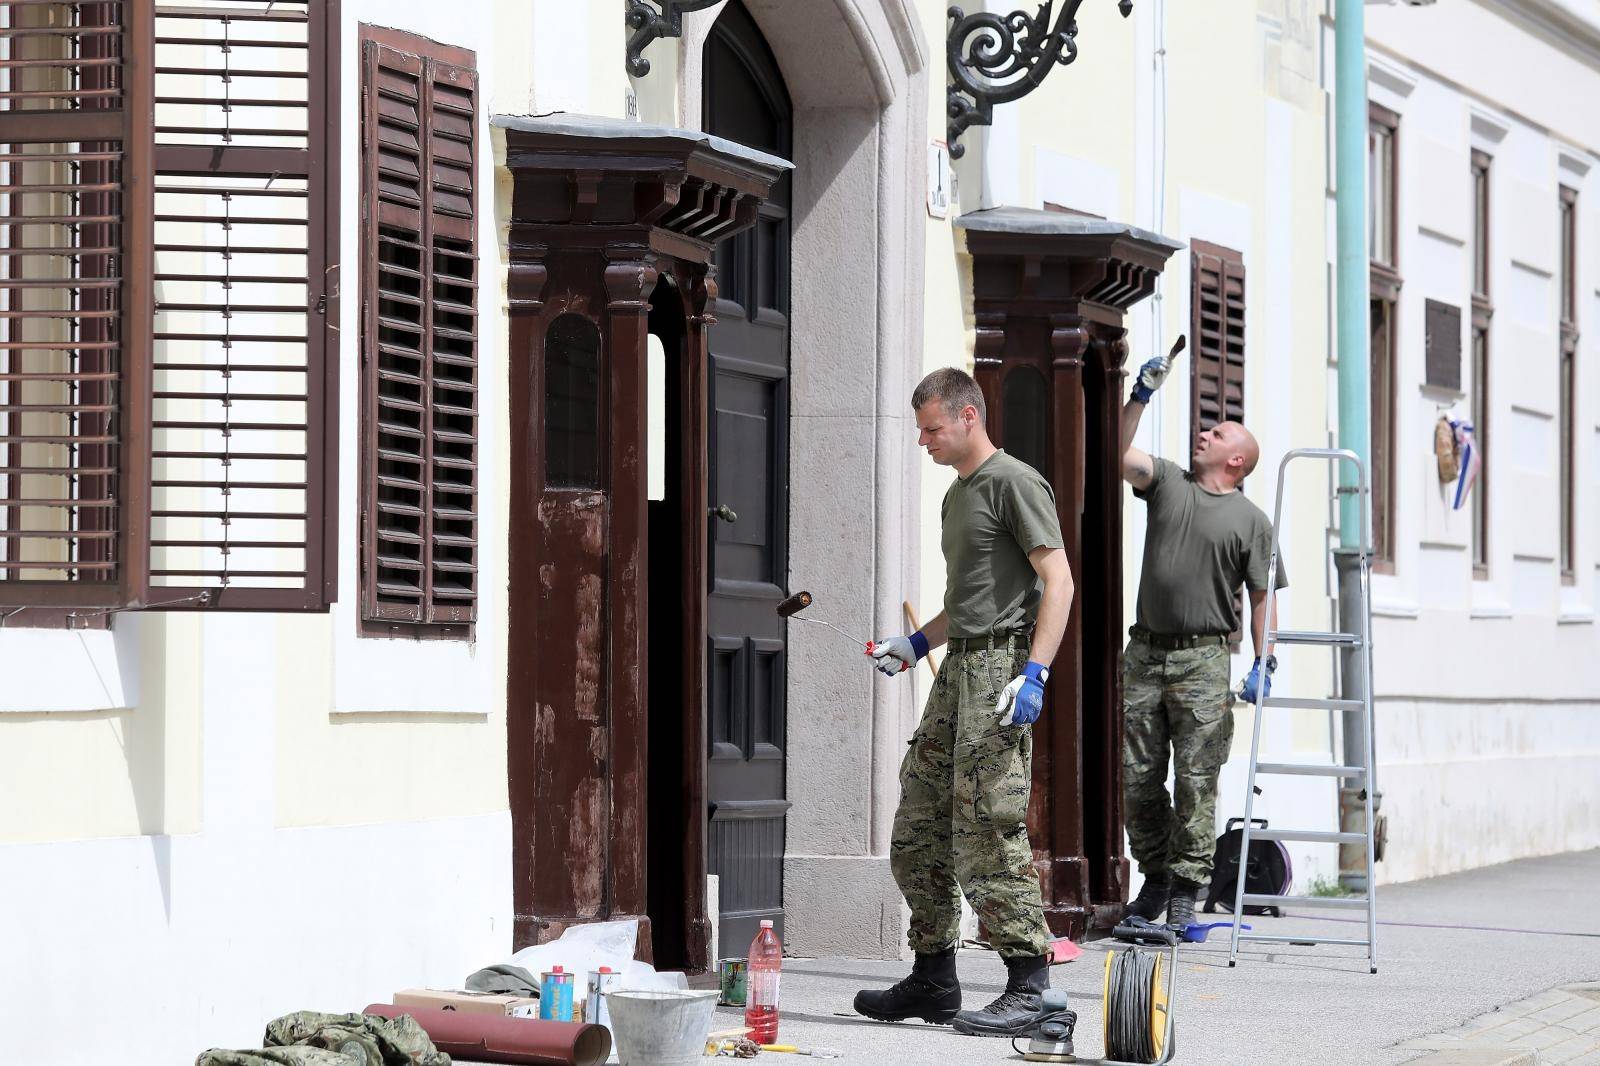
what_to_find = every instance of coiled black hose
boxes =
[1105,946,1160,1063]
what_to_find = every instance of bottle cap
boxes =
[553,965,563,973]
[599,966,612,973]
[760,919,774,929]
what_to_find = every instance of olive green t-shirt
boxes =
[941,450,1065,638]
[1133,457,1287,636]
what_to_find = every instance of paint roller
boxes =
[776,590,900,672]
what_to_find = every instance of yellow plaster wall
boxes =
[0,614,203,843]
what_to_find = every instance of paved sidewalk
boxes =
[714,849,1600,1065]
[1398,984,1600,1065]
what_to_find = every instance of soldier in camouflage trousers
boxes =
[1119,338,1287,929]
[1122,637,1236,890]
[853,368,1075,1040]
[892,635,1047,960]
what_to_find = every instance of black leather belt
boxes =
[1129,627,1228,650]
[945,631,1031,654]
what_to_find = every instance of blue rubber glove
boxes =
[996,661,1050,726]
[1238,656,1276,704]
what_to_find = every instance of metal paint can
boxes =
[718,957,749,1007]
[584,967,620,1028]
[539,967,574,1021]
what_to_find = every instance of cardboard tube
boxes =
[362,1004,611,1066]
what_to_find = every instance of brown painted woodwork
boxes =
[1189,239,1246,648]
[358,27,479,638]
[503,119,785,971]
[0,0,151,614]
[146,0,340,611]
[1189,240,1246,444]
[961,210,1179,939]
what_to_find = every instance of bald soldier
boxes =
[1118,336,1287,931]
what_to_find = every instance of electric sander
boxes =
[1017,988,1078,1062]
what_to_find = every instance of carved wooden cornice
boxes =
[957,207,1182,318]
[495,115,791,264]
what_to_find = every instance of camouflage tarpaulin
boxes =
[196,1010,451,1066]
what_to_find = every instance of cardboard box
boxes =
[392,988,540,1017]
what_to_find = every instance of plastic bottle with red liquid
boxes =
[743,919,783,1044]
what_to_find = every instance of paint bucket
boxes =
[605,989,719,1066]
[718,958,748,1006]
[539,967,574,1021]
[585,967,621,1029]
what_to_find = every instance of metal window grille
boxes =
[358,27,477,637]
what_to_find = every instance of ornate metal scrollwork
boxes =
[947,0,1132,158]
[626,0,726,78]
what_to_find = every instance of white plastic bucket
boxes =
[604,989,720,1066]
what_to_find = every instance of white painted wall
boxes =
[0,3,520,1058]
[1357,2,1600,882]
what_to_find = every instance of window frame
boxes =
[1368,101,1401,572]
[357,24,480,640]
[1470,149,1491,579]
[1558,184,1577,586]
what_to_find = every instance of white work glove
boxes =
[869,632,926,676]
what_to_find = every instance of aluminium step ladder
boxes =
[1227,448,1378,974]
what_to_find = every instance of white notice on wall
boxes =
[928,140,951,219]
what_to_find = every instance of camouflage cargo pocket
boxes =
[961,726,1032,825]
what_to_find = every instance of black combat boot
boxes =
[950,953,1050,1037]
[1166,878,1199,932]
[853,947,962,1025]
[1122,873,1169,922]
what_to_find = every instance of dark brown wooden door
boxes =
[703,0,793,956]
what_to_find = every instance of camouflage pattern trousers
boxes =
[890,636,1050,959]
[1121,635,1237,887]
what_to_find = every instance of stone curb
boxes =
[1402,1051,1539,1066]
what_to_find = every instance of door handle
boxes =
[711,504,738,524]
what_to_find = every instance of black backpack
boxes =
[1204,818,1293,917]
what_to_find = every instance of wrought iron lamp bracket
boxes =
[946,0,1132,159]
[626,0,725,78]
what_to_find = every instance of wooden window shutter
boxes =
[145,0,340,610]
[1190,240,1248,645]
[359,28,478,637]
[1190,239,1246,448]
[0,0,153,615]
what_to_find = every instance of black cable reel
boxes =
[1103,945,1170,1063]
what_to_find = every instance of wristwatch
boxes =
[1262,654,1278,672]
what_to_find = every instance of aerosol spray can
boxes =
[539,966,574,1021]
